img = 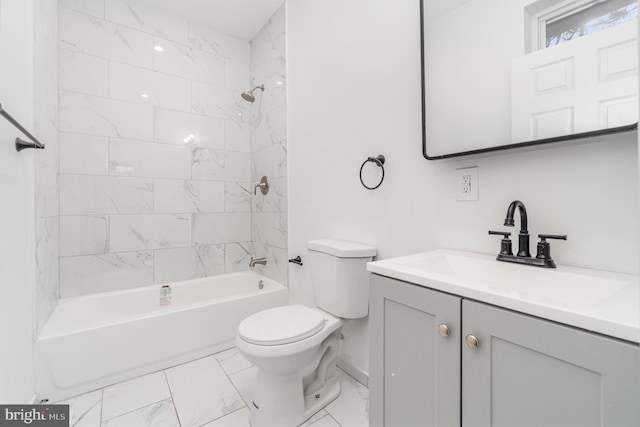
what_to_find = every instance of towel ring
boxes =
[359,155,385,190]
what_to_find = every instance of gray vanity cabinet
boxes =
[370,274,640,427]
[462,299,640,427]
[369,274,462,427]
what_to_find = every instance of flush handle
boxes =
[465,334,479,349]
[438,324,450,337]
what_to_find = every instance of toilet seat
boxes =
[238,305,326,346]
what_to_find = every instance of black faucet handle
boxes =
[489,230,511,237]
[489,231,513,256]
[536,234,567,265]
[538,234,567,241]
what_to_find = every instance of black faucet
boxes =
[504,200,530,257]
[489,200,566,268]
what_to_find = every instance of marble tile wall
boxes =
[249,5,288,285]
[57,0,254,297]
[34,0,60,334]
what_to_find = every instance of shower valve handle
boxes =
[254,176,270,195]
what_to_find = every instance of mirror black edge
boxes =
[419,0,433,160]
[420,0,639,161]
[423,123,638,161]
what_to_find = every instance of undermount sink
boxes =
[367,249,640,343]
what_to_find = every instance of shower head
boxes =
[241,92,255,102]
[241,85,264,103]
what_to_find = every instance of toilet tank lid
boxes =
[308,239,377,258]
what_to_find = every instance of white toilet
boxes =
[236,239,376,427]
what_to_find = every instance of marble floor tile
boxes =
[52,348,368,427]
[200,407,251,427]
[215,348,253,376]
[300,409,331,427]
[307,414,342,427]
[324,370,369,427]
[201,394,335,427]
[165,355,245,427]
[101,399,179,427]
[228,366,257,407]
[101,372,171,421]
[57,389,102,427]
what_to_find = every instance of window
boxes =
[531,0,638,50]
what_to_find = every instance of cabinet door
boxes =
[370,274,461,427]
[462,300,640,427]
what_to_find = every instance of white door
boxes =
[511,20,638,142]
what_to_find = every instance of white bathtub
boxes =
[35,271,287,402]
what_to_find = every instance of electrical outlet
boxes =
[456,167,478,201]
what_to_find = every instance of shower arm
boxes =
[249,85,264,95]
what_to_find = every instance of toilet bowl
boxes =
[236,305,343,426]
[236,239,376,427]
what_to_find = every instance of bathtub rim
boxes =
[39,271,286,340]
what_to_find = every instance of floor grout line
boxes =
[302,412,329,427]
[221,357,253,408]
[162,370,183,427]
[101,397,173,424]
[99,389,104,426]
[196,405,248,427]
[327,413,342,426]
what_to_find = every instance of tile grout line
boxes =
[57,0,63,302]
[162,370,183,427]
[58,123,250,155]
[217,352,255,409]
[196,405,247,427]
[99,388,105,426]
[327,413,342,427]
[101,398,173,425]
[225,371,251,408]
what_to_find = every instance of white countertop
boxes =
[367,249,640,344]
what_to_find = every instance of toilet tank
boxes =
[308,239,377,319]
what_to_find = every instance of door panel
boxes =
[462,300,640,427]
[370,274,461,427]
[511,20,638,141]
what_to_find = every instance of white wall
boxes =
[288,0,639,377]
[0,0,36,403]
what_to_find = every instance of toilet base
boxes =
[301,378,340,424]
[237,310,344,427]
[249,376,340,427]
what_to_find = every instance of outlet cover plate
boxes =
[456,166,478,201]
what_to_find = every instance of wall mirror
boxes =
[421,0,639,159]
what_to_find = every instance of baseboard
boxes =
[336,357,368,388]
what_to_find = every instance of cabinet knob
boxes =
[465,334,479,349]
[438,324,450,337]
